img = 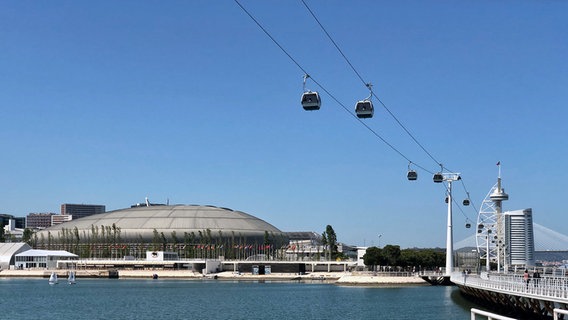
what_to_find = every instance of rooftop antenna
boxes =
[497,161,502,179]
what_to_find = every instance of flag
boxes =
[496,161,500,166]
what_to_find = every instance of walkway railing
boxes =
[470,308,516,320]
[554,308,568,320]
[451,271,568,302]
[353,271,416,277]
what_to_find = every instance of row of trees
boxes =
[22,224,289,260]
[363,245,446,270]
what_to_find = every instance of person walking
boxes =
[524,269,530,289]
[533,270,540,287]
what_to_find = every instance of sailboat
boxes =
[68,271,76,285]
[49,272,58,285]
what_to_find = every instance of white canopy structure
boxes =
[15,249,78,269]
[0,243,32,270]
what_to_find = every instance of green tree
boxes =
[22,228,34,246]
[323,225,338,260]
[160,232,167,251]
[398,248,445,270]
[47,231,53,249]
[321,232,327,260]
[152,229,160,251]
[171,231,179,246]
[363,246,384,270]
[32,232,38,248]
[382,245,401,266]
[111,223,118,243]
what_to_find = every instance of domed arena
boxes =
[33,205,288,259]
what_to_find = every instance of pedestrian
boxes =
[523,269,530,289]
[533,270,540,287]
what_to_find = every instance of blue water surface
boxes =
[0,279,477,319]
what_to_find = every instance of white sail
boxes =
[68,271,76,284]
[49,272,58,285]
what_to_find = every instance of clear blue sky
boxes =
[1,1,566,248]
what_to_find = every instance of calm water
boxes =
[0,279,479,319]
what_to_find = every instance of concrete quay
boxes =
[0,269,427,286]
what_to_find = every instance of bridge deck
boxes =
[451,272,568,303]
[451,271,568,319]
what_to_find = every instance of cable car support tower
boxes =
[439,172,461,276]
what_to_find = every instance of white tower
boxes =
[490,171,509,271]
[476,163,508,271]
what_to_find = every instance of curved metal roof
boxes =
[37,205,285,243]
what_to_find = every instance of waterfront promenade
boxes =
[451,271,568,318]
[0,268,427,285]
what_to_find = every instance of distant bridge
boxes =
[455,223,568,251]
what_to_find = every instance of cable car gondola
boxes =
[463,199,470,206]
[407,170,417,181]
[433,172,444,183]
[301,74,321,111]
[301,91,321,111]
[355,100,373,118]
[355,83,374,118]
[465,223,471,228]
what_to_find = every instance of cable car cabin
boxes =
[301,91,321,111]
[465,223,471,228]
[463,199,470,206]
[433,172,444,183]
[355,100,373,118]
[407,170,417,181]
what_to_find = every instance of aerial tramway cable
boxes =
[235,0,477,224]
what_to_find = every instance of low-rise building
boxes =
[15,249,78,269]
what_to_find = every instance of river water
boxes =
[0,278,480,319]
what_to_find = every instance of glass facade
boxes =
[505,208,535,267]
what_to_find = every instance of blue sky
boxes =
[1,1,567,248]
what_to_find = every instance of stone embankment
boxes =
[0,269,427,285]
[335,273,428,286]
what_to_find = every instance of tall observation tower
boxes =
[477,163,509,271]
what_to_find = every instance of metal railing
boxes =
[452,272,568,302]
[352,271,416,277]
[554,308,568,320]
[470,308,517,320]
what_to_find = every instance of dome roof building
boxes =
[36,205,287,246]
